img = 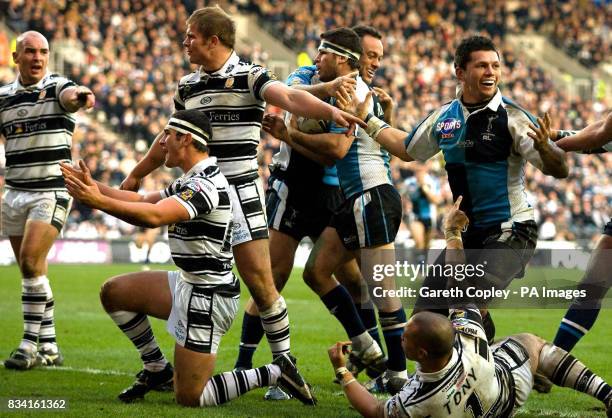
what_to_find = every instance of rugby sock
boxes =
[38,284,58,352]
[260,296,290,357]
[357,300,384,354]
[200,365,281,406]
[19,276,49,353]
[234,312,265,369]
[379,308,407,372]
[321,285,371,351]
[109,311,167,372]
[539,343,612,406]
[553,307,600,352]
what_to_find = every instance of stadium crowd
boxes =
[1,0,610,245]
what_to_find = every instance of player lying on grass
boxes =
[328,197,612,417]
[59,109,316,406]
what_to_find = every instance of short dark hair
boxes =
[454,35,499,69]
[320,27,362,70]
[187,6,235,49]
[171,109,212,153]
[351,25,382,40]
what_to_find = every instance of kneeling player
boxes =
[329,198,612,417]
[60,110,315,406]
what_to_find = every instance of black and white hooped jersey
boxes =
[160,157,238,294]
[174,52,280,184]
[0,73,76,191]
[384,309,502,418]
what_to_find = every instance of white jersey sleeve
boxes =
[404,108,443,162]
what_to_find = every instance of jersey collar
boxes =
[184,156,218,178]
[456,86,503,115]
[198,51,240,79]
[12,72,51,92]
[415,347,459,382]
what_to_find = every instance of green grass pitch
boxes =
[0,264,610,417]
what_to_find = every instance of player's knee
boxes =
[175,389,201,407]
[302,261,321,291]
[99,278,120,312]
[271,265,291,292]
[19,255,42,278]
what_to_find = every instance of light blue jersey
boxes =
[332,77,392,198]
[405,89,547,228]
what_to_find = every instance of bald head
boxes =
[16,31,49,53]
[406,312,455,359]
[13,31,49,85]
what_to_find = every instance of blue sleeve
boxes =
[286,66,316,87]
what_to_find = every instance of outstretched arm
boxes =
[62,161,184,227]
[120,132,166,191]
[342,91,414,161]
[262,114,335,166]
[555,112,612,152]
[328,342,386,418]
[263,82,366,133]
[59,85,95,113]
[527,113,568,178]
[60,161,161,203]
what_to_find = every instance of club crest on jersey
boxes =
[225,77,234,89]
[436,118,462,139]
[481,114,498,141]
[38,89,46,100]
[200,96,212,105]
[180,188,195,201]
[17,109,28,117]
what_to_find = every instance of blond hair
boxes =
[187,7,235,49]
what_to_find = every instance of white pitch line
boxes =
[1,364,132,376]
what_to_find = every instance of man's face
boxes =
[159,129,183,168]
[314,50,339,82]
[183,24,211,66]
[13,34,49,85]
[456,50,501,103]
[359,35,383,84]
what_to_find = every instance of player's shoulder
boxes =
[0,81,14,97]
[501,95,536,123]
[178,70,201,86]
[47,73,71,83]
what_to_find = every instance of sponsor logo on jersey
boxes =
[17,109,28,117]
[436,118,462,139]
[200,96,212,105]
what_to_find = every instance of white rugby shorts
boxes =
[166,270,238,354]
[1,189,72,236]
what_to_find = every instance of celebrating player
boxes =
[60,110,315,406]
[1,30,95,370]
[119,6,365,391]
[342,35,569,341]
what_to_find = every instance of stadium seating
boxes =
[0,0,610,244]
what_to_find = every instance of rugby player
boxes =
[342,35,569,341]
[119,6,364,388]
[329,197,612,417]
[234,26,395,395]
[1,30,95,370]
[273,27,409,394]
[60,110,315,406]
